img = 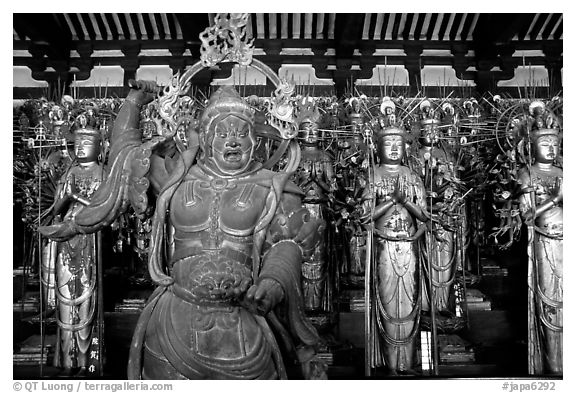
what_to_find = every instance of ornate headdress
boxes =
[295,96,321,128]
[528,100,560,142]
[379,96,402,129]
[419,99,440,126]
[375,127,407,139]
[442,102,455,115]
[49,105,64,122]
[463,98,480,118]
[346,95,367,128]
[380,96,395,115]
[374,98,407,141]
[416,99,442,143]
[70,113,102,142]
[74,127,101,140]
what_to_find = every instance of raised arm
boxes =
[39,81,162,241]
[108,80,158,163]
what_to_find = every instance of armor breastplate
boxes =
[168,175,271,303]
[170,178,269,237]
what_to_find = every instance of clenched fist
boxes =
[243,278,284,316]
[126,79,161,107]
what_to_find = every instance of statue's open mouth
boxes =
[224,150,242,162]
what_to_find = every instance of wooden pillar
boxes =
[75,42,94,82]
[543,44,563,96]
[168,43,187,75]
[262,42,283,92]
[497,44,517,84]
[45,60,71,98]
[333,58,353,97]
[27,42,49,85]
[121,43,141,89]
[404,44,423,96]
[474,59,497,96]
[451,43,469,80]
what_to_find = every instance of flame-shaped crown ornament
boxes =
[153,72,192,139]
[200,13,255,67]
[265,80,299,139]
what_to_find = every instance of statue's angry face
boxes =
[209,114,255,175]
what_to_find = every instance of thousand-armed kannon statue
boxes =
[293,97,336,319]
[337,97,369,287]
[40,13,327,379]
[516,101,563,375]
[43,114,106,376]
[410,100,460,323]
[362,99,429,375]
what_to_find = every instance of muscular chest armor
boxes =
[168,175,270,303]
[170,177,269,243]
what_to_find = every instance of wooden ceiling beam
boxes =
[174,14,209,43]
[13,14,72,60]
